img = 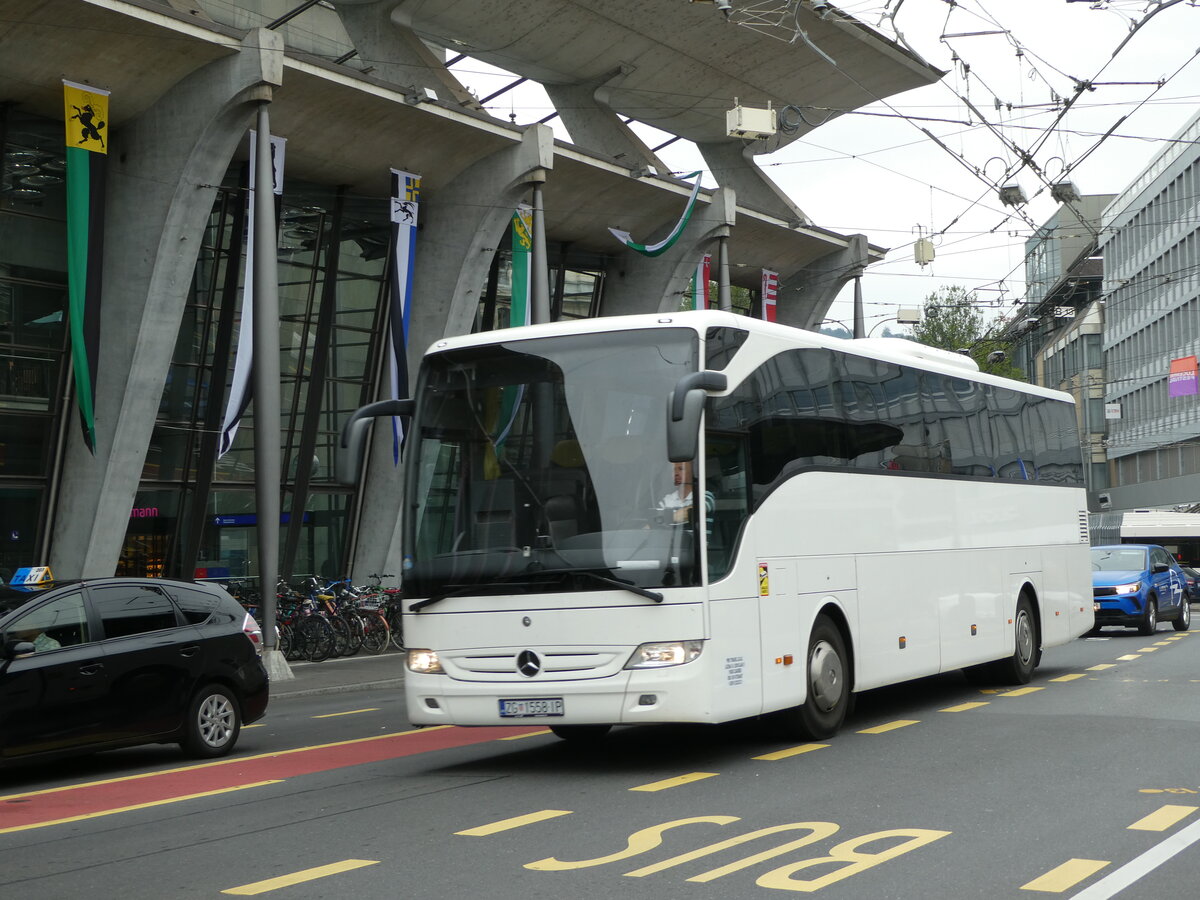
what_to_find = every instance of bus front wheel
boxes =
[779,615,850,740]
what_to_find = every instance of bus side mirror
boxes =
[667,371,727,463]
[337,399,414,485]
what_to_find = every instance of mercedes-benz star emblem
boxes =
[516,650,541,677]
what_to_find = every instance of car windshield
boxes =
[1091,547,1149,572]
[403,327,700,599]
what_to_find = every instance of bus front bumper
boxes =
[405,664,715,726]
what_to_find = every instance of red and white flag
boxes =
[761,269,779,322]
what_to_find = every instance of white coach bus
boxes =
[340,311,1093,741]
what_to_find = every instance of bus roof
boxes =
[422,311,1074,403]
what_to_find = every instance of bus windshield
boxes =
[403,328,700,599]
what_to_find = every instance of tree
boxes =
[911,286,1025,380]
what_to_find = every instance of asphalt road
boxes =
[3,624,1200,899]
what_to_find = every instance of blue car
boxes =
[1091,544,1191,635]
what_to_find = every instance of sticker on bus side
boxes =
[758,563,769,596]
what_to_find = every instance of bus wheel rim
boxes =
[1015,608,1034,666]
[809,640,843,712]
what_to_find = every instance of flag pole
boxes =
[717,234,731,312]
[530,173,551,325]
[252,100,289,680]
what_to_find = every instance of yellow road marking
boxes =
[999,687,1044,697]
[1049,674,1086,683]
[941,702,989,712]
[243,723,266,729]
[1020,858,1109,892]
[753,743,828,760]
[1137,647,1158,652]
[312,708,380,719]
[1117,654,1141,661]
[1153,641,1171,646]
[0,781,281,835]
[858,720,919,734]
[1128,805,1198,832]
[1140,789,1199,794]
[1088,664,1115,671]
[456,810,572,835]
[222,859,378,895]
[0,726,454,803]
[499,729,552,740]
[630,773,719,792]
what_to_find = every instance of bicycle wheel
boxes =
[361,613,390,655]
[387,604,405,651]
[277,622,292,659]
[326,614,352,657]
[340,611,365,656]
[298,616,334,662]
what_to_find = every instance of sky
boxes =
[449,0,1200,335]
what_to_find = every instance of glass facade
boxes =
[1,107,615,584]
[0,109,70,581]
[123,179,391,580]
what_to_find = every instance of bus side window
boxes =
[705,434,750,580]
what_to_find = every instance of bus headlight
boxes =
[625,640,703,669]
[407,648,444,674]
[1113,581,1141,595]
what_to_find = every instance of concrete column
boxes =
[544,77,666,174]
[349,125,556,581]
[602,186,736,317]
[775,233,870,331]
[335,0,482,111]
[696,141,812,225]
[48,30,284,578]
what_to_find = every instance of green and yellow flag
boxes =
[63,79,109,453]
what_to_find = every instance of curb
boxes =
[271,676,407,700]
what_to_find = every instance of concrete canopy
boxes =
[389,0,943,148]
[1,0,891,298]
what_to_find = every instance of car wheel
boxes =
[548,724,611,743]
[1139,596,1158,636]
[182,684,242,758]
[1174,596,1191,632]
[777,615,850,740]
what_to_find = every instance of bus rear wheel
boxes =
[778,615,850,740]
[967,592,1039,685]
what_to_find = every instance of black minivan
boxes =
[0,578,269,766]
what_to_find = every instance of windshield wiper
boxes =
[409,580,536,613]
[409,567,663,612]
[566,569,664,603]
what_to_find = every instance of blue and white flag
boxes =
[219,131,285,458]
[388,169,420,463]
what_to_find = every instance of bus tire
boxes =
[549,724,611,744]
[1139,596,1158,635]
[970,592,1039,685]
[780,615,850,740]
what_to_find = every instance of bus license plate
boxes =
[499,698,564,718]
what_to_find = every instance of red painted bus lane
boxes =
[0,725,547,834]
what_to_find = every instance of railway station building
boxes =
[0,0,940,582]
